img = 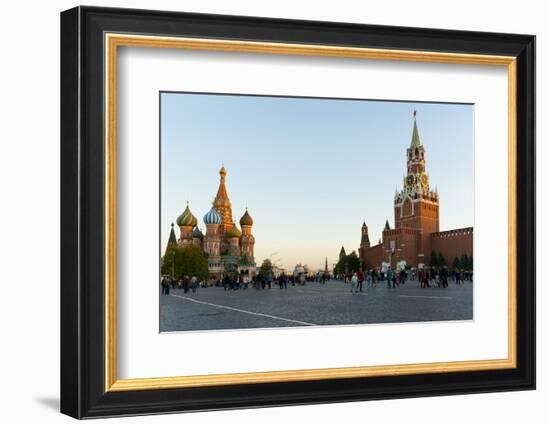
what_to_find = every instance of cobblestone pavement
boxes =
[160,279,473,332]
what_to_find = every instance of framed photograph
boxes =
[60,6,535,419]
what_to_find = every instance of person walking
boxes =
[350,272,358,293]
[162,276,171,295]
[386,268,393,288]
[191,275,197,293]
[422,269,431,288]
[357,269,364,292]
[440,267,447,288]
[455,270,463,285]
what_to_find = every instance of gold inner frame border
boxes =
[104,33,517,392]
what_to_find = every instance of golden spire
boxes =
[215,164,230,206]
[213,164,233,232]
[410,111,422,148]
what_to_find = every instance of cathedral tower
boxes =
[226,222,242,256]
[203,207,222,253]
[203,206,223,277]
[176,202,198,245]
[393,111,440,260]
[239,208,255,261]
[213,164,234,233]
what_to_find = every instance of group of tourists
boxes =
[160,275,201,295]
[417,267,473,288]
[161,266,473,296]
[218,273,295,291]
[418,267,448,288]
[344,266,473,292]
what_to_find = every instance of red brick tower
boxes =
[239,208,255,261]
[213,164,234,234]
[393,111,440,264]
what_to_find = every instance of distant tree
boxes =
[452,256,461,270]
[437,252,447,267]
[335,251,360,274]
[259,259,274,277]
[429,251,439,267]
[468,255,474,271]
[347,251,360,273]
[161,244,177,277]
[334,257,345,275]
[161,245,208,281]
[460,253,469,270]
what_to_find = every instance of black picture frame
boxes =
[60,5,535,419]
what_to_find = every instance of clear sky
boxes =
[160,92,474,272]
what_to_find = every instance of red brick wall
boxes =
[431,227,473,266]
[384,228,421,267]
[361,243,385,270]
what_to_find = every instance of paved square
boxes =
[160,279,473,332]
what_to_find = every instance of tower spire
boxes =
[164,222,178,257]
[168,223,177,245]
[213,164,233,232]
[339,246,346,260]
[410,110,421,148]
[361,221,370,248]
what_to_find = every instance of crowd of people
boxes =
[217,273,312,291]
[337,267,473,292]
[161,272,297,293]
[160,275,202,295]
[161,267,473,295]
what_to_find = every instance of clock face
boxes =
[420,173,428,188]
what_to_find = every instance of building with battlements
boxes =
[359,112,473,270]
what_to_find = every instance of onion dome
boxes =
[176,203,198,227]
[239,208,253,226]
[203,206,222,225]
[226,222,242,238]
[191,227,204,239]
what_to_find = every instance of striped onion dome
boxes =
[226,222,242,238]
[203,207,221,225]
[239,208,253,226]
[191,227,204,239]
[176,203,197,227]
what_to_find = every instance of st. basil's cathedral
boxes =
[165,165,256,279]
